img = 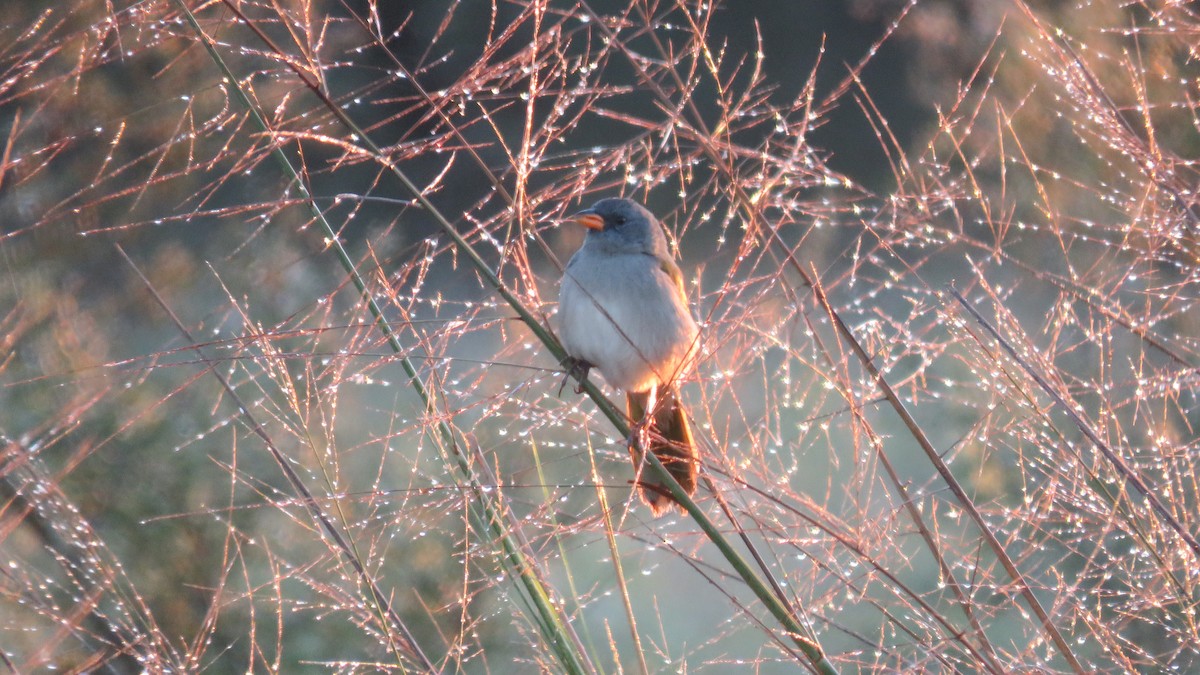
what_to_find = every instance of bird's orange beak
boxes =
[569,211,604,231]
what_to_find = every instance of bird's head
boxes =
[567,198,669,256]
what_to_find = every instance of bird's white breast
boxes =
[558,248,698,393]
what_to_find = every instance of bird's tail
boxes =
[626,386,697,516]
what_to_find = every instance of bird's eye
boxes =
[614,215,627,225]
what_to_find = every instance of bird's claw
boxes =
[558,357,593,396]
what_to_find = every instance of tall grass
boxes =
[1,1,1197,672]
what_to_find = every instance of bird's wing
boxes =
[649,252,688,299]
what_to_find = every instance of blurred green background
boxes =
[1,1,1197,672]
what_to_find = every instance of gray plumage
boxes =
[557,198,699,516]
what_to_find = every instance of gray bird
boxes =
[557,198,699,516]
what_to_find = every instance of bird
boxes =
[557,197,699,516]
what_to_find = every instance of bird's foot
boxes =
[558,357,593,396]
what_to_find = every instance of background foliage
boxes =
[1,0,1197,672]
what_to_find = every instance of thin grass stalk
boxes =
[586,435,651,675]
[951,287,1200,559]
[696,472,815,636]
[796,261,1084,672]
[725,472,995,669]
[795,301,1004,671]
[639,453,838,674]
[462,437,595,673]
[529,440,607,671]
[171,4,591,673]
